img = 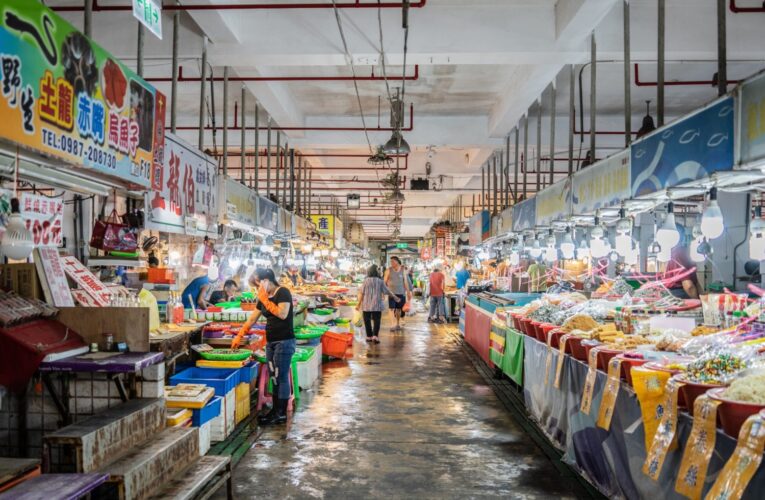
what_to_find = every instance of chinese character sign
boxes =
[144,132,218,237]
[132,0,162,40]
[0,1,165,188]
[20,193,63,246]
[310,214,335,244]
[572,150,631,215]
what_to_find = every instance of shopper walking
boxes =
[384,256,410,331]
[357,264,399,343]
[428,267,447,323]
[231,268,295,425]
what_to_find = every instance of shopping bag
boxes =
[354,325,366,343]
[90,210,137,252]
[402,302,411,314]
[352,309,364,328]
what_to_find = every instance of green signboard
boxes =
[132,0,163,40]
[396,242,409,249]
[0,0,166,188]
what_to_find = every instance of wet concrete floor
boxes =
[227,311,591,499]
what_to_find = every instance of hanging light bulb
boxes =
[656,202,680,251]
[657,247,672,262]
[625,241,640,266]
[0,199,34,260]
[700,187,725,240]
[544,246,557,263]
[330,249,339,258]
[529,240,542,258]
[321,249,330,257]
[576,240,590,261]
[609,251,619,262]
[615,234,632,257]
[259,236,274,254]
[560,229,575,260]
[509,250,520,266]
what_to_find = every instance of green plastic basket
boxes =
[312,308,334,315]
[198,349,253,361]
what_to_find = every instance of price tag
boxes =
[580,346,602,415]
[553,334,571,389]
[643,376,684,481]
[674,394,721,500]
[596,356,623,430]
[706,413,765,500]
[544,329,555,386]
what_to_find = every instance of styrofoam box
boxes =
[210,389,236,443]
[198,420,212,456]
[297,344,322,390]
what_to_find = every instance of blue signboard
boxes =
[512,197,536,232]
[631,97,734,197]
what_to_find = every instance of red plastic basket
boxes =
[321,331,354,359]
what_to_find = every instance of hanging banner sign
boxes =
[535,177,572,227]
[33,247,74,307]
[257,196,278,233]
[144,132,218,237]
[631,97,734,198]
[0,0,166,188]
[221,177,257,230]
[497,206,513,235]
[19,193,64,247]
[511,197,536,232]
[132,0,162,40]
[572,150,631,214]
[740,71,765,167]
[468,210,490,246]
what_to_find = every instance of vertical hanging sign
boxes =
[132,0,163,39]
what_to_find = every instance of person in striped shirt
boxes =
[356,264,400,343]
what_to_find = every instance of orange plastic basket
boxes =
[321,331,354,359]
[147,267,174,283]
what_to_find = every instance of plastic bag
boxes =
[352,309,363,328]
[353,325,366,343]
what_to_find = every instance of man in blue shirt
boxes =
[181,274,212,309]
[455,265,471,290]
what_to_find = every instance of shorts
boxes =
[389,294,406,310]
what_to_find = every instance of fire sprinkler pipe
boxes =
[214,152,409,171]
[177,104,414,132]
[146,65,419,83]
[729,0,765,13]
[633,63,741,87]
[52,0,427,12]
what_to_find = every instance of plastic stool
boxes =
[255,361,296,413]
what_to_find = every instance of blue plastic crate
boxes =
[238,362,258,385]
[169,367,239,397]
[192,395,222,426]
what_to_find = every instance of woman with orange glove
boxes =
[231,268,295,425]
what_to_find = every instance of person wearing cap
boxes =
[232,268,295,425]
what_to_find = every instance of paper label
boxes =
[554,334,571,389]
[643,376,684,481]
[674,395,721,500]
[580,346,602,415]
[596,356,623,430]
[706,414,765,500]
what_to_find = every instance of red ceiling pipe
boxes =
[730,0,765,12]
[147,65,418,83]
[53,0,426,12]
[634,63,741,87]
[224,155,408,171]
[177,104,413,132]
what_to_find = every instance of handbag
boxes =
[90,209,138,253]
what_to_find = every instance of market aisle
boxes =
[226,310,591,499]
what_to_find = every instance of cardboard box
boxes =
[0,263,44,299]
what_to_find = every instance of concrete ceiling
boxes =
[50,0,765,239]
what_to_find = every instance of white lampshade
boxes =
[509,251,520,266]
[591,238,611,258]
[0,213,34,260]
[615,234,632,257]
[656,213,680,250]
[544,246,557,263]
[529,240,542,258]
[576,240,590,261]
[559,232,575,259]
[700,199,724,240]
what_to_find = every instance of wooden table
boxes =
[0,459,40,493]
